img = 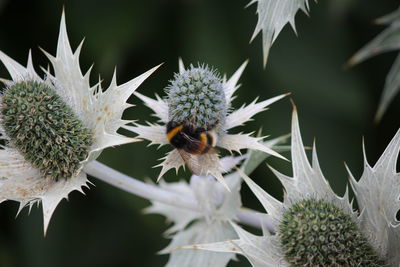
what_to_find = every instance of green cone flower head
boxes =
[0,12,158,234]
[166,64,227,132]
[1,80,93,180]
[280,198,382,266]
[184,106,400,266]
[127,59,287,190]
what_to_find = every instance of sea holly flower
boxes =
[0,12,158,234]
[145,135,289,267]
[127,59,287,190]
[183,106,396,266]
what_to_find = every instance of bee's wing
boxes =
[181,132,218,153]
[178,150,202,175]
[180,132,203,151]
[207,147,219,154]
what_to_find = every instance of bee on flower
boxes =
[127,59,287,190]
[0,12,159,234]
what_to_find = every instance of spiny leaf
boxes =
[348,6,400,121]
[248,0,315,67]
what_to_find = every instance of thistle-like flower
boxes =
[146,135,288,267]
[185,106,399,266]
[127,60,287,190]
[0,12,158,233]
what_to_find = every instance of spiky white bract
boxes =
[127,59,287,190]
[347,130,400,266]
[145,134,289,267]
[184,107,387,266]
[349,6,400,121]
[146,156,243,267]
[248,0,316,67]
[0,12,158,234]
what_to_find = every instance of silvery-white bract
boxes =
[248,0,316,67]
[127,59,287,190]
[146,157,242,267]
[146,136,289,267]
[184,107,399,266]
[348,6,400,121]
[0,12,158,234]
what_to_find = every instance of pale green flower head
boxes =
[184,106,400,266]
[126,59,288,190]
[2,80,93,181]
[0,12,159,234]
[166,64,227,133]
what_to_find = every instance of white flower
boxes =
[248,0,316,67]
[348,6,400,121]
[145,135,289,267]
[184,106,396,266]
[0,12,158,234]
[126,59,287,190]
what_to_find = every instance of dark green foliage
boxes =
[1,80,93,180]
[279,198,384,267]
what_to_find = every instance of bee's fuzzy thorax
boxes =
[166,120,217,155]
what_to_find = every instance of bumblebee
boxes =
[166,120,218,175]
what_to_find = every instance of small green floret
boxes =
[166,64,227,132]
[279,198,384,267]
[1,80,93,180]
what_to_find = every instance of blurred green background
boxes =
[0,0,399,266]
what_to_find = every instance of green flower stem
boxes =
[84,160,274,231]
[237,207,275,232]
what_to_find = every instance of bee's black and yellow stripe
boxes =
[194,132,208,154]
[166,121,215,155]
[166,124,183,143]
